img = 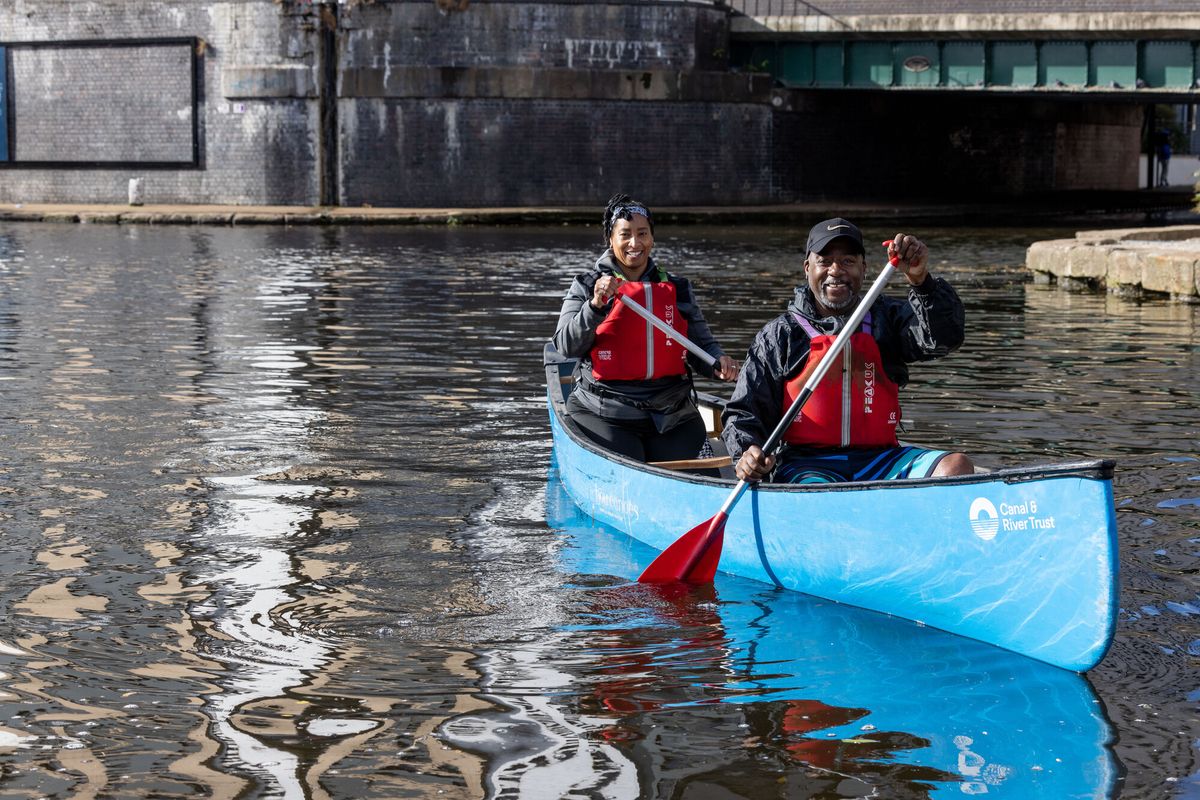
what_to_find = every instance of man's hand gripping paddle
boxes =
[638,241,901,584]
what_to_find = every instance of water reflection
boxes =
[0,221,1194,797]
[460,469,1119,798]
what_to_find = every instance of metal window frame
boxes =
[736,37,1200,97]
[0,36,202,169]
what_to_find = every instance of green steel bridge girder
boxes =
[732,39,1200,93]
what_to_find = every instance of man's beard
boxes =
[820,283,860,312]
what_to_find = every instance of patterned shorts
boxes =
[774,445,950,484]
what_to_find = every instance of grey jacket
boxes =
[554,251,726,430]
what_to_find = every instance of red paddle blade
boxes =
[638,512,728,584]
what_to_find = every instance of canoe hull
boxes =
[547,474,1120,796]
[546,348,1118,672]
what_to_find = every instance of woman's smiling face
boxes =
[609,215,654,278]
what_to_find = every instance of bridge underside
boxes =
[769,90,1146,201]
[726,25,1197,200]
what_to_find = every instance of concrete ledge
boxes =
[340,66,773,103]
[733,12,1200,37]
[78,212,123,224]
[1026,225,1200,302]
[1141,252,1198,296]
[232,213,293,225]
[1074,224,1200,244]
[2,196,1198,230]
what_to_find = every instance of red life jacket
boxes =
[590,278,688,381]
[782,312,901,448]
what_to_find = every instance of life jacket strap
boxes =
[792,310,872,339]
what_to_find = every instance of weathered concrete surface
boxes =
[341,2,730,71]
[1026,225,1200,301]
[0,0,751,207]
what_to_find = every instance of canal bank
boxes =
[0,188,1196,228]
[1027,223,1200,302]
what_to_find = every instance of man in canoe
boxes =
[722,218,974,483]
[554,193,740,465]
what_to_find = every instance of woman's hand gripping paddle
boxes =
[638,241,901,584]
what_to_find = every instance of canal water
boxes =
[0,220,1194,798]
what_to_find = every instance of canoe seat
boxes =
[557,374,576,403]
[649,455,733,471]
[648,436,737,479]
[697,399,724,436]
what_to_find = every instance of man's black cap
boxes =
[806,218,865,256]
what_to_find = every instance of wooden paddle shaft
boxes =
[617,294,717,367]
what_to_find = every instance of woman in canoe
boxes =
[553,193,739,464]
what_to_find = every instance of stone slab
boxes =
[1140,253,1197,296]
[1027,226,1200,301]
[1107,249,1145,289]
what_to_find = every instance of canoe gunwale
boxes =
[544,343,1115,492]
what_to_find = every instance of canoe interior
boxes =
[545,341,1115,490]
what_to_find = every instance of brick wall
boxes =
[0,0,746,206]
[339,97,776,207]
[0,1,321,205]
[10,43,194,163]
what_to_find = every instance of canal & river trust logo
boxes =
[969,497,1000,540]
[969,496,1057,540]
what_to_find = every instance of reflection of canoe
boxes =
[545,471,1120,797]
[544,343,1118,672]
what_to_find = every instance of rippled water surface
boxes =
[0,221,1195,798]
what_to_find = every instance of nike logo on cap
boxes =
[827,224,850,231]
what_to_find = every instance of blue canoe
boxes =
[544,343,1119,672]
[546,473,1119,796]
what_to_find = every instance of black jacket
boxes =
[721,275,965,460]
[553,251,725,430]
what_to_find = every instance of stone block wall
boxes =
[0,0,769,207]
[340,2,729,71]
[0,1,322,205]
[0,0,1159,207]
[340,97,776,207]
[329,0,775,207]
